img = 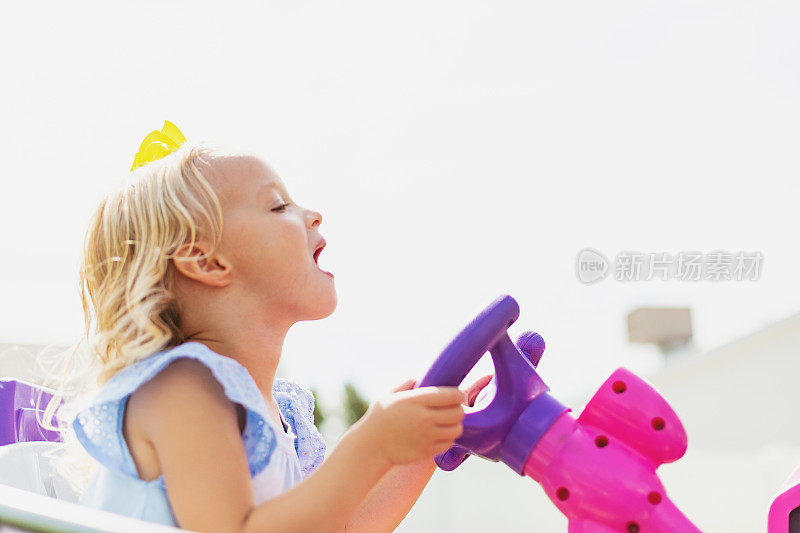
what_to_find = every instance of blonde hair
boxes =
[41,140,233,492]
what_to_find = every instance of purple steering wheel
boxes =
[418,294,550,471]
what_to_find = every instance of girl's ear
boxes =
[172,241,232,287]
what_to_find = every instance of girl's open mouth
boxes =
[313,241,333,277]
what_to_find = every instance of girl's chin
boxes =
[310,294,337,320]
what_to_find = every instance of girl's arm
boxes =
[131,359,465,533]
[345,458,437,532]
[241,422,392,533]
[344,375,494,532]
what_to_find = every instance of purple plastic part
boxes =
[419,295,564,472]
[516,330,545,367]
[499,393,567,474]
[0,378,62,446]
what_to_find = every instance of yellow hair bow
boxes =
[130,120,187,171]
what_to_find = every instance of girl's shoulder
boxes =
[84,341,265,417]
[71,342,280,482]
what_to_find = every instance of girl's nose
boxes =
[306,209,322,229]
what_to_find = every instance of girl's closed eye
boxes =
[272,202,290,212]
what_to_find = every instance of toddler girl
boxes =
[50,122,490,532]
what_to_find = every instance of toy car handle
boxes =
[418,295,550,470]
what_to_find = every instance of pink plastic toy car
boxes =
[768,465,800,532]
[419,295,701,532]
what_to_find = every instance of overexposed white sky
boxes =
[2,1,799,405]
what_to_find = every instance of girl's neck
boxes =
[176,287,294,398]
[190,325,288,397]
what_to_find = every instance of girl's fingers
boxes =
[434,424,463,440]
[392,378,417,392]
[464,374,494,406]
[416,387,466,406]
[432,441,454,454]
[432,405,465,424]
[474,374,494,390]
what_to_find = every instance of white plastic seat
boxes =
[0,443,184,532]
[0,483,183,532]
[0,442,79,503]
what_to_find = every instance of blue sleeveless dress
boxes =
[70,341,326,527]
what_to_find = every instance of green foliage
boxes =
[342,382,370,427]
[310,388,325,428]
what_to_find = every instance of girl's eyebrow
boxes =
[256,182,279,200]
[256,181,294,205]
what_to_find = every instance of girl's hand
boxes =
[392,379,417,393]
[462,374,494,407]
[358,384,466,466]
[392,375,494,406]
